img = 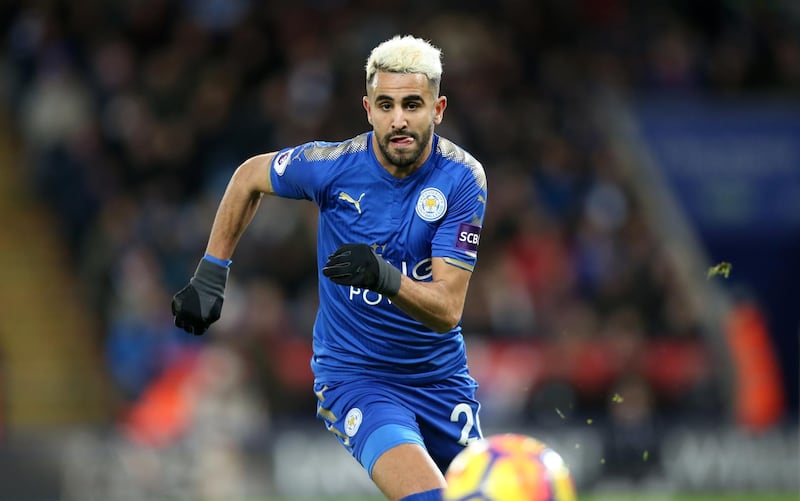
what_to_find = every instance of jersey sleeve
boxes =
[431,168,488,272]
[269,142,325,203]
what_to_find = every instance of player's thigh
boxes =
[370,442,446,501]
[314,381,429,475]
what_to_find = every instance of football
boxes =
[443,433,577,501]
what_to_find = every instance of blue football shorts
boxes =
[313,369,483,477]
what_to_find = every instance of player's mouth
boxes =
[389,134,414,147]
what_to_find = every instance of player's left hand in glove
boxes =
[171,258,229,335]
[322,243,402,296]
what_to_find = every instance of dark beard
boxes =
[377,126,433,170]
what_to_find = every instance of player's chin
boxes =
[392,142,421,157]
[388,154,417,170]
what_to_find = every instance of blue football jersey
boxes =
[269,132,487,384]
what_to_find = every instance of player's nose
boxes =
[390,109,408,129]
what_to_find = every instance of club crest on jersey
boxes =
[415,187,447,222]
[274,147,294,176]
[344,408,363,437]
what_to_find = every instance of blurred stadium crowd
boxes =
[0,0,798,494]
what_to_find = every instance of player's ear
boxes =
[363,96,373,125]
[433,95,447,125]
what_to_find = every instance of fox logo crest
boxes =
[338,191,365,214]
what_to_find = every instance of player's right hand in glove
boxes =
[171,257,229,335]
[322,243,402,296]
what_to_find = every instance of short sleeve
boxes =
[431,170,488,272]
[269,142,322,202]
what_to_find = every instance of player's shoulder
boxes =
[434,136,487,191]
[296,132,370,163]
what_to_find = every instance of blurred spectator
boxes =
[603,374,661,484]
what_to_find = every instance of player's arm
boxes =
[205,152,277,259]
[171,152,277,335]
[389,257,471,333]
[323,246,471,333]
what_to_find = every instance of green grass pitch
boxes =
[257,495,797,501]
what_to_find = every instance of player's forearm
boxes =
[205,159,267,259]
[390,276,464,333]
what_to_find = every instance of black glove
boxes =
[322,243,402,296]
[171,258,229,335]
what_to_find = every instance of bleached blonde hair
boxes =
[365,35,443,95]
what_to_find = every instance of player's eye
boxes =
[379,102,392,111]
[405,102,420,111]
